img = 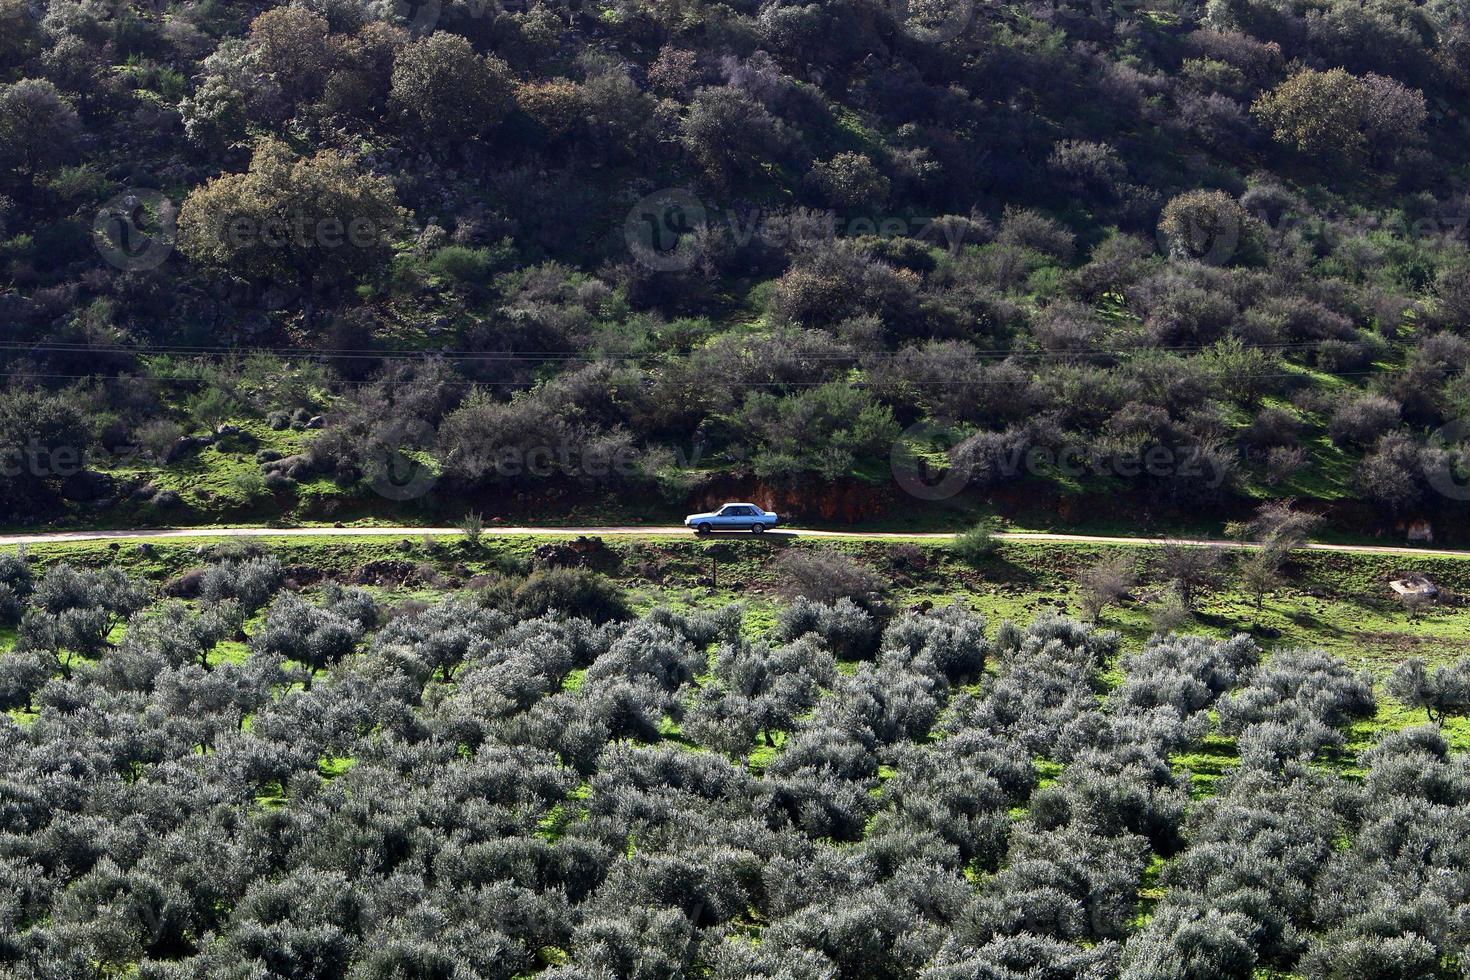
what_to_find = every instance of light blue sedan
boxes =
[685,503,780,534]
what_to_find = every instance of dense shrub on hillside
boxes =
[6,0,1470,529]
[776,596,878,660]
[0,550,32,625]
[509,568,632,624]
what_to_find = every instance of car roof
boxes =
[722,502,758,508]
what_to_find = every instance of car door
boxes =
[726,505,752,528]
[715,505,740,529]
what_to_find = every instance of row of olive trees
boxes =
[1121,648,1377,978]
[0,549,1464,979]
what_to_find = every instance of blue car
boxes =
[684,503,780,534]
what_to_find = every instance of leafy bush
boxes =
[512,568,632,624]
[428,244,509,284]
[949,523,999,563]
[1384,656,1470,723]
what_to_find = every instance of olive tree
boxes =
[389,32,515,140]
[0,78,79,182]
[250,590,370,687]
[178,138,407,292]
[1384,657,1470,724]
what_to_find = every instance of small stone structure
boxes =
[1388,572,1439,599]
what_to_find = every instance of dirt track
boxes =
[0,525,1461,558]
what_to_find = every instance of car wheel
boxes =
[751,524,764,534]
[697,523,712,534]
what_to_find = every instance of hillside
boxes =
[6,0,1470,533]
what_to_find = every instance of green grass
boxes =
[1170,732,1239,799]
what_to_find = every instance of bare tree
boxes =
[1226,499,1323,558]
[1078,553,1136,623]
[1236,549,1280,623]
[1156,545,1222,610]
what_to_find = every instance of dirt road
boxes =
[0,525,1460,558]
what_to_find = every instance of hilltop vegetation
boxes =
[5,0,1470,528]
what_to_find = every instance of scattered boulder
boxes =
[533,542,583,568]
[345,560,420,586]
[165,435,213,463]
[261,454,321,481]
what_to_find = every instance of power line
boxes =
[0,338,1383,362]
[0,368,1405,388]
